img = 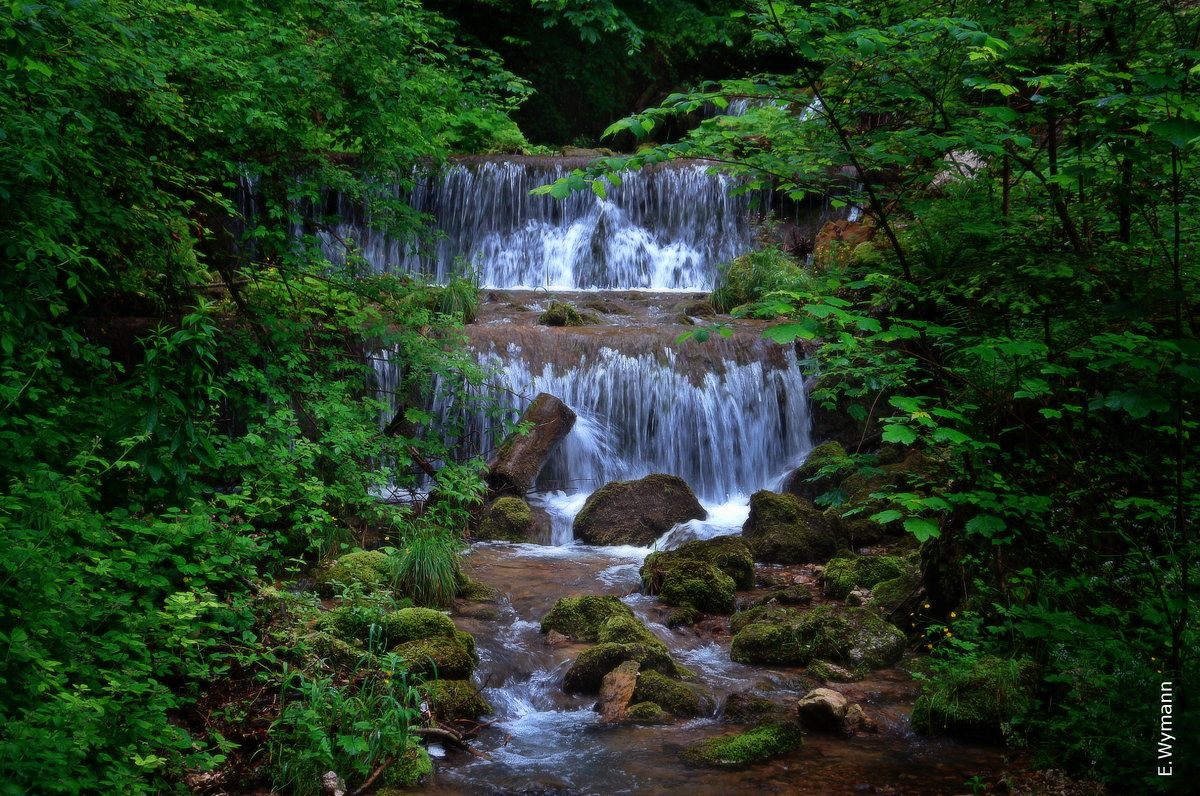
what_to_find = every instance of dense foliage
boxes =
[557,0,1198,789]
[0,0,518,791]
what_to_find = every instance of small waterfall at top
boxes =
[317,157,762,290]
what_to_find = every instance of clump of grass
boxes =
[388,527,463,609]
[710,247,817,315]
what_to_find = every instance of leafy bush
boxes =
[710,247,820,315]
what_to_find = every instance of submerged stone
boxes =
[680,722,804,769]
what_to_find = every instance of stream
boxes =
[360,158,1016,794]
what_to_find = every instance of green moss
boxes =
[476,496,534,541]
[537,301,598,326]
[666,606,701,628]
[642,535,754,590]
[418,679,492,721]
[392,636,475,680]
[623,701,671,723]
[680,722,804,769]
[596,613,659,645]
[710,247,811,315]
[378,742,432,789]
[456,577,500,602]
[871,571,921,618]
[632,670,706,718]
[910,655,1039,743]
[729,606,905,674]
[753,584,814,607]
[784,441,849,501]
[562,642,676,693]
[823,554,910,600]
[381,607,458,647]
[656,560,736,614]
[722,693,780,723]
[540,595,635,642]
[315,549,391,597]
[743,491,840,564]
[308,630,369,668]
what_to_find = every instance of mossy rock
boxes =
[540,595,635,642]
[672,299,717,317]
[418,679,492,721]
[308,630,368,668]
[742,491,841,564]
[538,301,598,326]
[730,622,805,666]
[623,701,672,723]
[730,606,905,674]
[596,613,660,645]
[642,535,754,591]
[680,722,804,769]
[666,606,701,628]
[476,496,535,542]
[730,604,804,636]
[656,560,736,614]
[392,636,475,680]
[562,642,677,693]
[632,670,707,718]
[910,656,1039,743]
[753,584,814,607]
[580,297,631,315]
[573,474,707,547]
[379,742,432,789]
[823,554,910,600]
[381,607,458,647]
[781,441,849,502]
[871,571,922,620]
[457,577,500,602]
[722,693,780,723]
[315,549,391,597]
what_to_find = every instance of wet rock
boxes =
[562,641,677,693]
[665,606,701,628]
[488,392,577,494]
[845,703,878,734]
[806,659,858,683]
[679,722,804,769]
[456,578,500,602]
[417,679,492,721]
[573,474,707,547]
[655,559,736,614]
[796,687,848,731]
[642,535,755,591]
[631,670,707,718]
[823,553,912,600]
[475,495,536,542]
[910,655,1039,742]
[540,595,636,642]
[579,296,631,315]
[870,570,923,621]
[672,299,717,317]
[537,301,600,326]
[753,584,814,606]
[597,660,640,720]
[596,613,659,645]
[722,692,780,723]
[742,491,839,564]
[391,636,476,680]
[315,549,391,597]
[781,441,849,502]
[730,606,906,676]
[544,630,571,648]
[623,701,672,723]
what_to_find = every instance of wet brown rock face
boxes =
[597,660,641,720]
[573,474,707,546]
[487,392,576,494]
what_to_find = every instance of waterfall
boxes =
[315,157,763,291]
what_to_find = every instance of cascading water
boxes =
[317,157,763,290]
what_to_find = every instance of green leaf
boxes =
[881,424,917,445]
[869,509,903,524]
[904,517,940,542]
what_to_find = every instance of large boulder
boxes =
[631,670,709,718]
[475,495,536,542]
[795,687,848,732]
[822,553,912,600]
[488,393,576,494]
[781,441,849,502]
[742,491,839,564]
[574,474,707,547]
[540,595,636,642]
[562,641,677,693]
[656,560,736,614]
[730,605,906,676]
[641,535,754,591]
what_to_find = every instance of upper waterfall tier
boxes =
[317,157,762,291]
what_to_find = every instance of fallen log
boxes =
[487,392,576,495]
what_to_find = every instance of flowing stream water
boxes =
[365,158,1013,794]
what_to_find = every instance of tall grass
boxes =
[388,526,463,609]
[710,246,817,314]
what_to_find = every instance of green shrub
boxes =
[710,247,817,315]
